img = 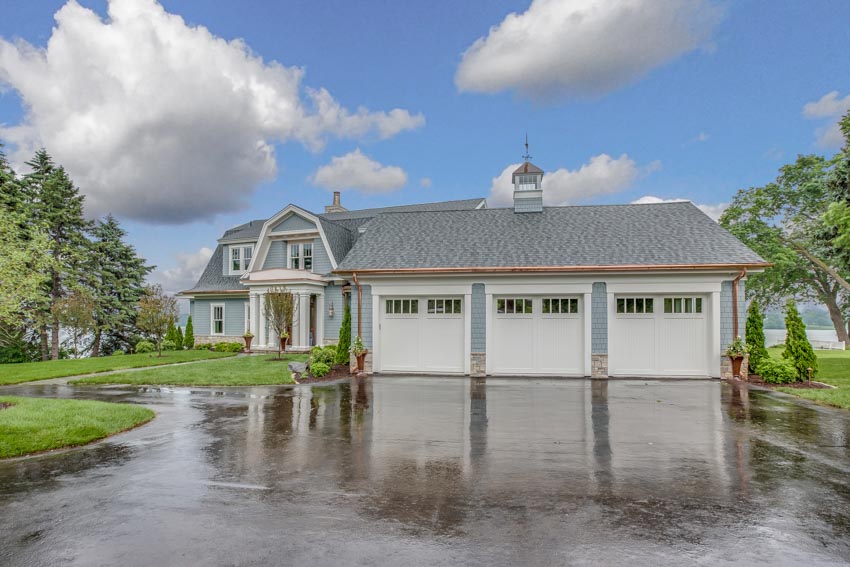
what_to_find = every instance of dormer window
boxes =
[230,245,253,274]
[289,242,313,271]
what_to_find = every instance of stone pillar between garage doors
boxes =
[470,353,486,377]
[591,354,608,378]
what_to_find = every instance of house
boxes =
[180,159,769,379]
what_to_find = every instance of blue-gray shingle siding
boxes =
[192,297,247,336]
[311,237,333,273]
[323,283,344,342]
[720,280,746,351]
[471,283,486,352]
[591,282,608,354]
[271,214,315,232]
[263,241,286,269]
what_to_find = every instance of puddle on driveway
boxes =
[1,377,849,565]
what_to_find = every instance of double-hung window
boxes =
[230,245,253,274]
[290,242,313,271]
[211,304,225,335]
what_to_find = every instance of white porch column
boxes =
[299,293,310,347]
[258,292,267,348]
[316,293,325,347]
[249,293,259,339]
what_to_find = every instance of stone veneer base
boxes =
[720,354,749,380]
[591,354,608,378]
[470,353,486,377]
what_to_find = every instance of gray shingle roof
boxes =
[320,198,486,221]
[187,244,247,293]
[219,219,265,243]
[335,202,767,272]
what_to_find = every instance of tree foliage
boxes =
[136,285,179,357]
[745,300,768,374]
[53,290,96,358]
[782,299,818,381]
[183,316,195,349]
[336,300,351,365]
[264,287,297,359]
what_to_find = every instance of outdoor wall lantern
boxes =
[328,302,334,318]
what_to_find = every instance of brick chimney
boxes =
[324,191,348,213]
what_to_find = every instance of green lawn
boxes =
[766,347,850,409]
[0,396,155,458]
[72,353,310,386]
[0,350,235,386]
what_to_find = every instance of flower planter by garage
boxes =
[355,351,368,372]
[729,355,744,378]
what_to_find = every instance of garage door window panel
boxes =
[543,298,579,314]
[386,299,418,315]
[616,297,654,314]
[427,298,462,315]
[497,298,532,314]
[663,297,703,314]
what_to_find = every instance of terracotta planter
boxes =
[243,336,253,352]
[279,336,289,352]
[730,355,744,378]
[355,351,368,372]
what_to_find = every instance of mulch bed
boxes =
[746,374,833,389]
[296,364,353,384]
[0,402,14,411]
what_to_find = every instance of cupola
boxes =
[512,136,543,213]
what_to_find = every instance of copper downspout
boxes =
[732,269,747,338]
[352,272,362,337]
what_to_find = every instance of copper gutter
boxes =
[352,272,362,337]
[731,269,747,339]
[334,262,772,276]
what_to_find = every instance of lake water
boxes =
[764,329,840,347]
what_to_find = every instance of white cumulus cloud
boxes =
[488,154,655,207]
[455,0,722,99]
[310,149,407,194]
[803,91,850,148]
[0,0,424,223]
[631,195,726,221]
[149,246,214,295]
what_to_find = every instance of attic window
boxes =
[230,245,253,274]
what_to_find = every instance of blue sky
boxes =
[1,0,849,293]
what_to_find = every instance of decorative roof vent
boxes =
[325,191,348,214]
[512,136,543,213]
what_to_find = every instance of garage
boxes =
[609,295,710,377]
[490,296,585,376]
[378,297,465,373]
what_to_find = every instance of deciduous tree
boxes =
[53,290,96,358]
[136,285,179,357]
[264,287,297,359]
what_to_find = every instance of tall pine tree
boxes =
[88,215,153,356]
[23,150,92,360]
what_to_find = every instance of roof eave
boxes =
[334,262,773,276]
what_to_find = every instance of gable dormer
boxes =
[247,205,339,276]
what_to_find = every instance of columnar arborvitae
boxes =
[165,322,176,345]
[745,300,768,374]
[184,316,194,349]
[176,326,184,349]
[335,301,351,365]
[782,299,818,380]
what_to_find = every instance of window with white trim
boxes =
[664,297,703,314]
[230,245,253,274]
[427,298,462,314]
[543,298,579,314]
[497,298,533,314]
[616,297,654,314]
[211,304,225,335]
[385,299,419,314]
[289,242,314,271]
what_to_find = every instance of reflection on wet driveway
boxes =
[1,377,849,565]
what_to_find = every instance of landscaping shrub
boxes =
[176,326,184,349]
[310,362,330,377]
[196,343,212,350]
[310,345,336,366]
[136,340,155,354]
[184,316,195,349]
[111,350,125,356]
[214,342,244,353]
[782,299,818,380]
[745,300,768,374]
[162,339,177,351]
[759,358,798,384]
[336,302,351,365]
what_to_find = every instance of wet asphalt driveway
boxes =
[1,377,850,566]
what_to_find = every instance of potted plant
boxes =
[725,336,748,379]
[351,335,367,373]
[242,331,254,352]
[279,331,289,353]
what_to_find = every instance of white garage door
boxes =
[491,296,585,376]
[379,297,464,373]
[609,295,709,377]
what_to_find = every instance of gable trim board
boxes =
[248,205,340,274]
